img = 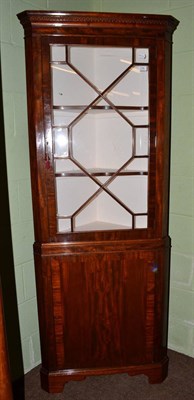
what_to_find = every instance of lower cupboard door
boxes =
[49,250,159,370]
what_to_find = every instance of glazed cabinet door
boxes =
[41,37,157,241]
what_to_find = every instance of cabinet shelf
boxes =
[53,105,148,112]
[61,220,133,232]
[55,169,148,177]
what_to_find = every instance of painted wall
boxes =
[0,0,193,373]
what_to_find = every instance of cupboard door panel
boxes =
[50,251,157,369]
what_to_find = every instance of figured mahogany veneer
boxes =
[17,11,179,393]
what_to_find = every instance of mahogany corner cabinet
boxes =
[17,11,179,393]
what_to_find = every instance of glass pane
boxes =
[51,64,96,106]
[135,215,148,228]
[125,158,148,172]
[53,109,81,126]
[135,48,149,63]
[108,176,148,214]
[54,128,68,157]
[107,66,148,106]
[72,112,133,171]
[75,191,133,231]
[56,177,98,216]
[122,110,149,126]
[57,218,71,232]
[70,46,133,91]
[51,45,66,62]
[135,128,149,156]
[55,159,79,174]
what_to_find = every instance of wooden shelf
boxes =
[55,169,148,177]
[53,105,149,111]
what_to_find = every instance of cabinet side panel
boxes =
[155,39,172,237]
[34,253,56,369]
[152,242,170,361]
[24,36,49,241]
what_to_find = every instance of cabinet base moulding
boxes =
[40,356,169,393]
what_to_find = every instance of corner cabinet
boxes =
[17,11,179,393]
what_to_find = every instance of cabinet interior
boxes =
[51,45,149,232]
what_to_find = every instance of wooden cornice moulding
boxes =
[18,11,179,34]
